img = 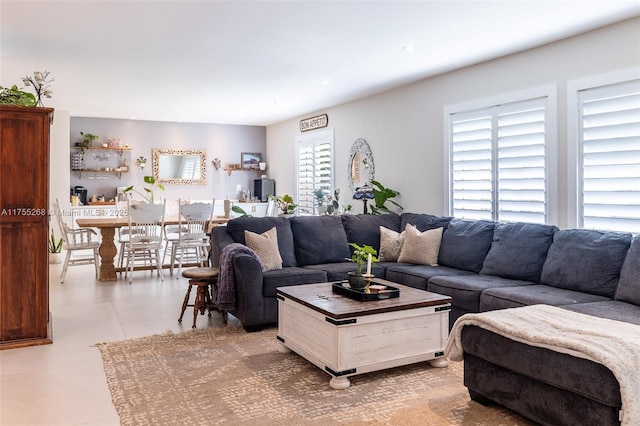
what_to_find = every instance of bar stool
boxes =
[179,267,227,328]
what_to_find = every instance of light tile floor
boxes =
[1,262,234,426]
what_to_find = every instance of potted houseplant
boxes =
[369,180,403,214]
[275,194,297,216]
[346,243,378,290]
[48,230,63,264]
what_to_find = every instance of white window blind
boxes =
[578,79,640,233]
[449,97,548,223]
[296,130,334,215]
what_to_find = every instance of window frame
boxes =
[295,128,335,215]
[444,85,558,224]
[567,68,640,232]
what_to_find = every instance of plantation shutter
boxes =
[578,79,640,233]
[449,97,548,223]
[450,110,493,220]
[297,133,333,215]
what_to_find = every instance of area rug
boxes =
[96,326,534,425]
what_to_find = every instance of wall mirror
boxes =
[348,138,375,192]
[152,148,206,185]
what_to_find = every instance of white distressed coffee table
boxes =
[276,280,451,389]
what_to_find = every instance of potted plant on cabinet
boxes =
[346,243,378,290]
[275,194,297,216]
[48,230,63,264]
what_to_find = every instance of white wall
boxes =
[266,17,640,229]
[69,117,266,203]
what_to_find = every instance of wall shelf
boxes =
[73,169,128,179]
[223,167,262,176]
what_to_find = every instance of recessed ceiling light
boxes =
[320,80,330,86]
[403,45,415,53]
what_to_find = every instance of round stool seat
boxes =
[181,267,219,280]
[179,267,225,329]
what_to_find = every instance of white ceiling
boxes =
[1,1,639,126]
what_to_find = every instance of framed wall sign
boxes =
[300,114,329,132]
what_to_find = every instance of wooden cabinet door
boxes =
[0,105,53,348]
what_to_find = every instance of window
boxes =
[296,129,334,214]
[574,77,640,233]
[445,87,556,224]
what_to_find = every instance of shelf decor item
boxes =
[21,71,54,107]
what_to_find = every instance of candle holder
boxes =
[362,273,374,293]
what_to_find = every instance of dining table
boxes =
[76,215,232,281]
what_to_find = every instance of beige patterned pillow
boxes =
[397,224,443,266]
[244,227,283,271]
[379,226,405,262]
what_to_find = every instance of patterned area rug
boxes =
[96,326,534,425]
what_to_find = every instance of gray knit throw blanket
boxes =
[217,243,264,311]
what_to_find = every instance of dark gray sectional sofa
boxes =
[211,212,639,426]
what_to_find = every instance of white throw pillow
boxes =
[244,227,283,271]
[397,224,443,266]
[379,226,405,262]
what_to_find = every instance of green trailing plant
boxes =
[231,205,252,218]
[79,131,99,152]
[123,176,165,203]
[0,85,37,106]
[49,230,63,253]
[346,243,378,275]
[369,180,403,215]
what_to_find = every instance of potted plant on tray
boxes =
[346,243,378,290]
[48,230,63,264]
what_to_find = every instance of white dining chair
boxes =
[52,198,101,283]
[125,199,166,283]
[164,199,214,277]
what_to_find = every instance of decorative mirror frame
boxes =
[348,138,375,192]
[151,148,207,185]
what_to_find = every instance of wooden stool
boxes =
[179,267,226,328]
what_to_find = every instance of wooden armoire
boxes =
[0,105,54,349]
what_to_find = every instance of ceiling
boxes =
[1,1,639,126]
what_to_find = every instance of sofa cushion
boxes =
[438,219,495,273]
[540,229,632,298]
[385,264,475,291]
[397,225,442,266]
[244,227,282,271]
[378,226,405,261]
[290,215,350,266]
[262,267,328,297]
[342,213,401,252]
[226,216,297,267]
[401,213,452,232]
[563,300,640,326]
[480,222,558,282]
[615,235,640,305]
[428,274,534,313]
[479,284,610,312]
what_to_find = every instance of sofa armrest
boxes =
[230,253,268,327]
[210,226,235,268]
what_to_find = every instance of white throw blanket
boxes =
[445,304,640,426]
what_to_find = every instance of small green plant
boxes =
[369,180,403,215]
[79,131,99,152]
[123,176,165,203]
[275,194,297,215]
[48,230,63,253]
[346,243,378,275]
[0,85,37,106]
